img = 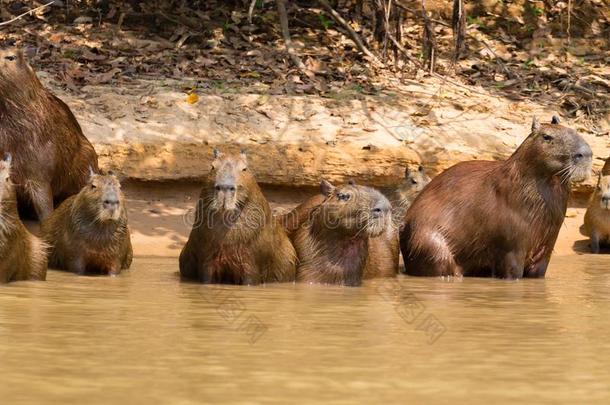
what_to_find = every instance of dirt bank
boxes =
[43,73,610,193]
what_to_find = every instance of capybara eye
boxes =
[542,134,554,141]
[242,167,247,172]
[91,184,97,189]
[337,193,350,201]
[411,179,418,185]
[4,55,16,61]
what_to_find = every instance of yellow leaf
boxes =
[186,93,199,104]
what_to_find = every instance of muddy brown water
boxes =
[1,255,609,404]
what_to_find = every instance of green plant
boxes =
[318,13,333,30]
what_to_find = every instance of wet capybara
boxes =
[584,171,610,253]
[179,150,296,284]
[0,48,99,221]
[0,153,47,283]
[290,180,396,286]
[40,170,132,276]
[400,116,592,279]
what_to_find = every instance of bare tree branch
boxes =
[0,1,55,27]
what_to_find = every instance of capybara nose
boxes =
[215,184,236,192]
[573,143,592,162]
[103,199,119,209]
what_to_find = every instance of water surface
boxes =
[1,255,609,404]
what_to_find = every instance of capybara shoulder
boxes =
[0,154,47,283]
[179,149,296,285]
[0,48,98,221]
[291,180,396,286]
[400,116,592,279]
[584,172,610,253]
[40,170,132,276]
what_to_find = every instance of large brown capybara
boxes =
[400,116,592,279]
[288,180,396,286]
[584,171,610,253]
[0,153,47,283]
[40,170,132,276]
[0,48,99,221]
[179,150,296,284]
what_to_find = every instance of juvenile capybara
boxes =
[0,48,99,220]
[179,149,296,284]
[391,165,431,223]
[400,116,592,279]
[40,170,132,276]
[289,180,396,286]
[584,172,610,253]
[0,153,47,283]
[395,165,431,209]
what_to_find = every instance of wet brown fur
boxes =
[40,172,132,275]
[400,118,592,278]
[0,155,47,283]
[179,151,296,284]
[284,181,396,286]
[0,48,99,221]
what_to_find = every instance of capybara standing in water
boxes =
[0,48,99,221]
[289,180,396,286]
[400,116,592,279]
[40,171,132,276]
[584,172,610,253]
[0,153,47,283]
[179,150,296,284]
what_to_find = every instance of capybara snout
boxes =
[210,148,248,212]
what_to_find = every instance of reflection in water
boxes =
[1,255,610,404]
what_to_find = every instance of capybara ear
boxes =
[3,152,12,165]
[239,149,248,171]
[320,179,335,197]
[418,165,425,173]
[213,148,222,159]
[531,116,540,132]
[551,115,561,124]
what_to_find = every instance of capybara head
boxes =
[82,169,124,222]
[397,165,430,202]
[315,180,392,238]
[524,116,592,183]
[209,149,253,212]
[596,175,610,210]
[0,48,37,90]
[0,153,13,207]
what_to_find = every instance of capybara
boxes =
[0,48,99,221]
[400,116,592,279]
[289,180,396,286]
[391,165,431,223]
[40,170,132,275]
[0,153,47,283]
[395,165,431,209]
[179,150,296,284]
[584,172,610,253]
